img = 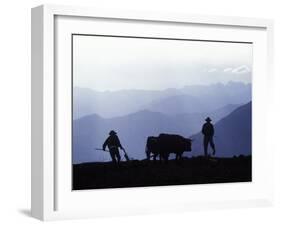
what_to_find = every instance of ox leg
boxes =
[153,153,157,163]
[162,153,169,164]
[178,153,183,162]
[146,152,150,161]
[175,153,183,164]
[160,153,165,164]
[158,154,162,163]
[145,147,151,161]
[178,153,183,163]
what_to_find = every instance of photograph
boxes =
[72,34,252,190]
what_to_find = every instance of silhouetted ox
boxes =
[146,133,192,162]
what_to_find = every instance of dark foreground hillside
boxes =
[73,156,251,190]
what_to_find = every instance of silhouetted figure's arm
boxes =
[116,136,124,150]
[102,137,109,150]
[201,123,207,136]
[210,124,214,136]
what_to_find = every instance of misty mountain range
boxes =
[73,106,236,163]
[73,81,251,119]
[73,82,252,164]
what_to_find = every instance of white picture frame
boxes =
[31,4,274,221]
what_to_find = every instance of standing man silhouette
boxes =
[103,130,124,164]
[201,117,216,158]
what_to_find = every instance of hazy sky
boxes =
[73,35,252,91]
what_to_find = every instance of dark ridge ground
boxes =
[73,156,252,190]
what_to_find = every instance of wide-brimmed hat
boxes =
[109,130,117,135]
[205,117,212,122]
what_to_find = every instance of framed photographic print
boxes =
[31,4,274,221]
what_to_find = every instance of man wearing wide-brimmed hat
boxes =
[103,130,125,164]
[201,117,216,158]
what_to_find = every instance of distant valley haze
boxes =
[73,82,251,119]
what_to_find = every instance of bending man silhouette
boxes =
[201,117,216,157]
[103,130,124,164]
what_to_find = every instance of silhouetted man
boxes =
[103,130,124,164]
[201,117,216,157]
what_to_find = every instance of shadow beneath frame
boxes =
[18,209,32,218]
